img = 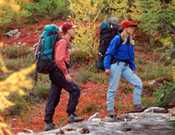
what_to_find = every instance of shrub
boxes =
[1,45,34,71]
[71,49,91,65]
[154,81,175,107]
[137,0,175,48]
[0,64,35,112]
[6,92,31,116]
[33,74,50,100]
[23,0,70,22]
[5,54,34,71]
[0,0,70,29]
[142,96,155,108]
[34,85,49,99]
[4,72,49,116]
[81,103,99,114]
[0,54,9,73]
[0,0,30,30]
[71,22,98,64]
[1,45,33,59]
[75,65,108,84]
[137,62,171,80]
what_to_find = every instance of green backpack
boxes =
[35,24,60,74]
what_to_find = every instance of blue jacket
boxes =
[104,35,136,71]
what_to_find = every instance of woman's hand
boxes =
[105,69,111,75]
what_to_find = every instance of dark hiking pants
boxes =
[44,67,80,123]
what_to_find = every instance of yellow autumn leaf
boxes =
[0,0,20,12]
[0,116,13,135]
[0,64,35,111]
[0,42,36,134]
[0,54,8,73]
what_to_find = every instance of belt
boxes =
[112,59,129,66]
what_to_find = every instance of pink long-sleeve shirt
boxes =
[54,37,70,76]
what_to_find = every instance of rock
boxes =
[88,112,99,122]
[144,107,168,113]
[169,107,175,120]
[18,107,175,135]
[58,129,65,135]
[148,80,156,85]
[79,127,90,134]
[5,29,21,38]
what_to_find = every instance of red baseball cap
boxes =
[120,20,138,29]
[61,22,76,33]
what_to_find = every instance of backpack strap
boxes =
[105,34,123,57]
[114,34,123,51]
[52,36,61,61]
[33,38,42,90]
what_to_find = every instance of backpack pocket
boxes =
[36,57,55,74]
[96,55,105,70]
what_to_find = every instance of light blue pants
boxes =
[107,62,143,112]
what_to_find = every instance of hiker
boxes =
[104,20,144,122]
[96,17,121,70]
[44,22,82,131]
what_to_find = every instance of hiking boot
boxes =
[44,123,56,131]
[104,112,117,122]
[126,105,146,113]
[134,104,145,112]
[68,114,83,123]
